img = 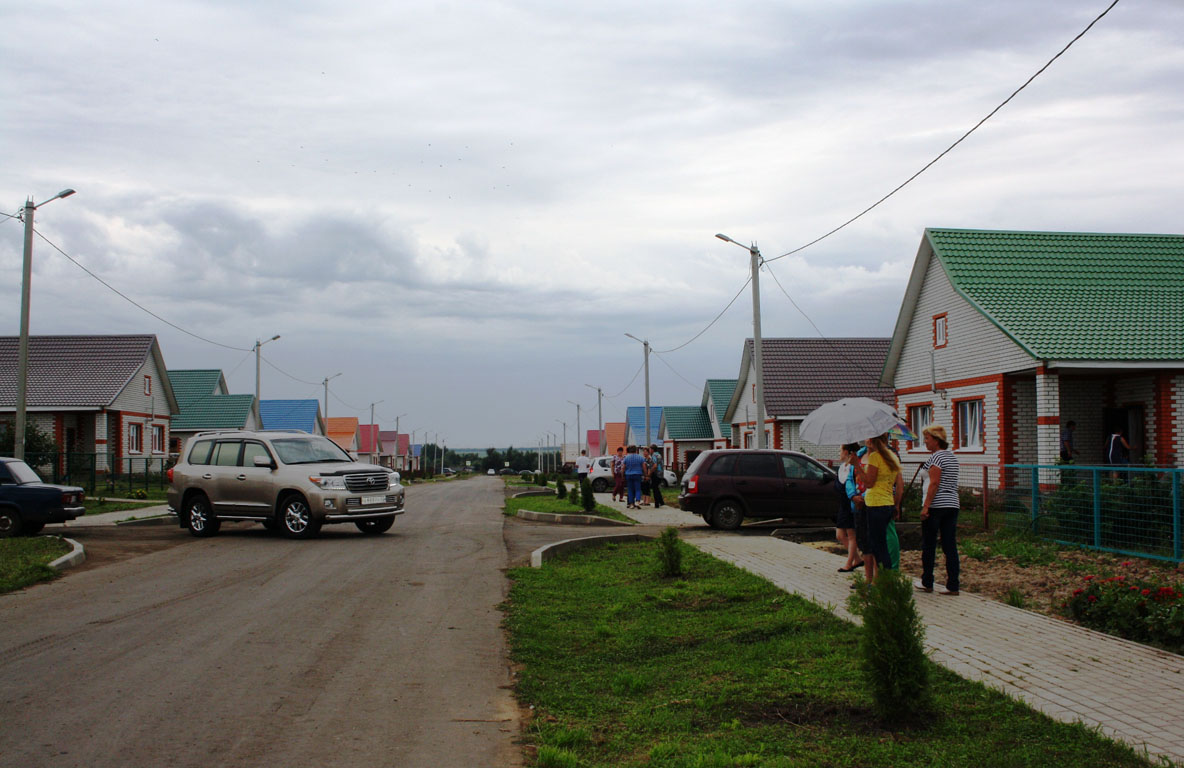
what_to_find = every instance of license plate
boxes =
[361,494,386,505]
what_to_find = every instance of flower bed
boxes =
[1064,564,1184,653]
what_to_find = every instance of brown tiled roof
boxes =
[749,338,894,416]
[0,334,160,409]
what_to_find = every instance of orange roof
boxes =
[604,422,628,452]
[326,416,359,450]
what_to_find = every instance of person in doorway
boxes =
[649,444,665,508]
[1060,421,1077,462]
[623,445,645,509]
[835,444,861,573]
[854,433,901,584]
[1107,428,1131,481]
[917,425,961,596]
[576,449,592,482]
[611,446,626,502]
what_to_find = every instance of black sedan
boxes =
[0,457,85,536]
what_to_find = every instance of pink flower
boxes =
[1084,575,1095,581]
[1073,589,1084,596]
[1088,595,1098,603]
[1142,589,1152,596]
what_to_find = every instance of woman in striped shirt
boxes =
[918,425,961,595]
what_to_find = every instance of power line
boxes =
[766,0,1122,264]
[762,259,885,384]
[33,228,252,352]
[259,354,321,386]
[604,361,645,400]
[654,276,751,354]
[652,351,702,395]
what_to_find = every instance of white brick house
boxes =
[882,229,1184,479]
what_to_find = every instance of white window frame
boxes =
[151,424,165,453]
[144,375,152,396]
[955,399,984,451]
[908,404,933,449]
[934,314,948,348]
[128,423,143,454]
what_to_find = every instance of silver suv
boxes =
[167,430,405,539]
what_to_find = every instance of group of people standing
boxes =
[834,426,961,595]
[610,444,664,510]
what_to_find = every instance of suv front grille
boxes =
[345,473,390,493]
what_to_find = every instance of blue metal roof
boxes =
[626,406,663,446]
[259,399,321,432]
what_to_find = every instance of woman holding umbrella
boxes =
[855,433,901,584]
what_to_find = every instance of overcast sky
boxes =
[2,0,1181,449]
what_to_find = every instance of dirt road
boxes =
[0,477,520,768]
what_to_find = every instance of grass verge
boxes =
[505,494,634,524]
[504,539,1154,768]
[0,537,72,593]
[84,499,166,515]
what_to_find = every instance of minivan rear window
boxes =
[735,453,781,478]
[705,453,737,475]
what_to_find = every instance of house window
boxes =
[151,425,164,453]
[129,423,143,453]
[144,375,152,396]
[955,399,984,451]
[908,404,933,448]
[933,314,948,349]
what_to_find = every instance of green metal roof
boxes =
[927,228,1184,361]
[168,369,223,405]
[171,393,255,431]
[705,379,737,426]
[662,405,714,440]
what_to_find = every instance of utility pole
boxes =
[322,372,342,420]
[567,400,583,455]
[625,334,651,446]
[585,384,604,456]
[368,400,383,464]
[717,234,767,449]
[15,188,75,460]
[555,419,567,464]
[254,335,281,406]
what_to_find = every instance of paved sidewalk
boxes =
[52,503,172,527]
[682,531,1184,764]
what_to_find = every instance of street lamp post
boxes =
[368,400,384,464]
[14,188,76,460]
[585,384,604,456]
[322,372,342,420]
[625,333,651,447]
[253,334,281,405]
[716,233,767,450]
[566,400,583,455]
[393,413,407,471]
[554,419,567,464]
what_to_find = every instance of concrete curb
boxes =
[511,490,556,498]
[515,510,632,526]
[115,514,176,527]
[530,533,657,568]
[48,537,85,571]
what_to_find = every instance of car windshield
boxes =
[6,461,42,484]
[270,436,352,465]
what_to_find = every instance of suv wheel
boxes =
[280,495,322,539]
[185,494,220,537]
[591,478,608,493]
[356,516,395,535]
[0,508,22,537]
[711,499,745,530]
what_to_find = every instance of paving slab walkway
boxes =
[602,492,1184,764]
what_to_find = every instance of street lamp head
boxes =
[55,189,76,201]
[715,233,734,243]
[269,334,281,342]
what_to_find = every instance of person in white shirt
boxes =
[575,450,592,481]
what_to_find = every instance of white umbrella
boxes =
[799,397,904,445]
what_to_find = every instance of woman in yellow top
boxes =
[855,433,901,584]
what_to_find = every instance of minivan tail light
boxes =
[687,474,699,493]
[166,467,174,483]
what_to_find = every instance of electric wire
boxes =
[652,350,704,395]
[259,354,321,386]
[33,227,252,352]
[762,259,885,384]
[765,0,1122,264]
[604,361,645,400]
[653,276,751,354]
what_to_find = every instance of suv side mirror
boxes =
[253,454,275,469]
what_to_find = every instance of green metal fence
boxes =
[1002,464,1184,562]
[22,451,174,496]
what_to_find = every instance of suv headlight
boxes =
[310,475,347,490]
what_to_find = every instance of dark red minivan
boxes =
[678,449,840,530]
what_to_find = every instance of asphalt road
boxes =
[0,476,520,768]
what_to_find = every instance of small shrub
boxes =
[536,471,547,487]
[535,745,581,768]
[1004,587,1026,609]
[581,478,595,513]
[129,488,148,500]
[847,568,932,723]
[960,540,990,561]
[556,478,567,499]
[657,526,682,578]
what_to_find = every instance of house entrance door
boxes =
[1103,406,1144,463]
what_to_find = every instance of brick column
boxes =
[1035,368,1061,469]
[94,412,108,472]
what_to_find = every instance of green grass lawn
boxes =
[0,537,72,593]
[505,493,634,524]
[504,539,1153,768]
